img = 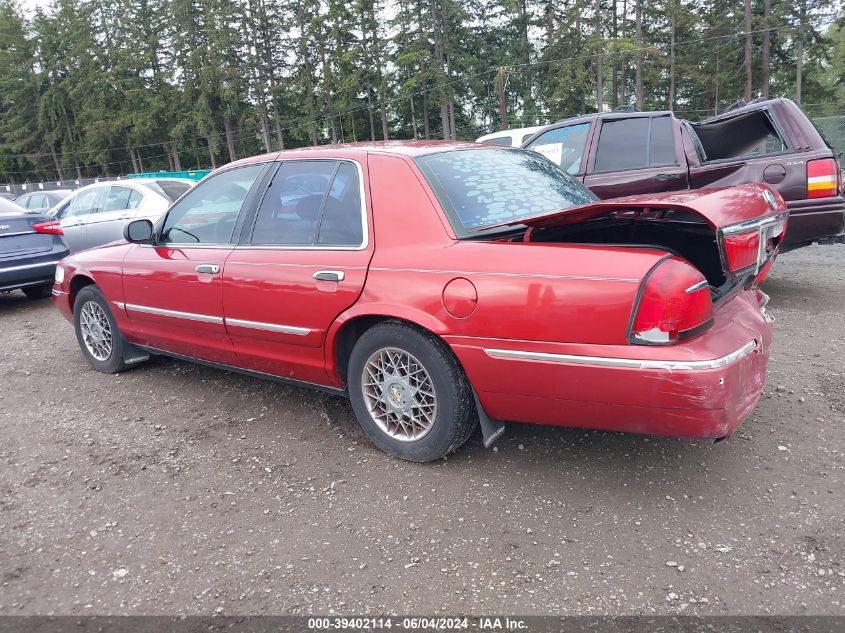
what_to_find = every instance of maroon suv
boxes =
[522,98,844,250]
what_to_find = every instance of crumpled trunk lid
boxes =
[491,183,788,285]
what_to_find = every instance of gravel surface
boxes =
[1,245,843,616]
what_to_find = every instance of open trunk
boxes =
[492,184,788,303]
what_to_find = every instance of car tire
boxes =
[22,283,52,299]
[73,285,130,374]
[347,321,477,462]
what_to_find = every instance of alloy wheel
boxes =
[79,300,113,361]
[361,347,437,442]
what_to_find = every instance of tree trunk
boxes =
[128,146,139,173]
[171,142,182,171]
[611,0,618,109]
[258,108,272,153]
[449,101,457,140]
[761,0,771,98]
[668,6,675,111]
[50,145,65,181]
[366,84,376,141]
[410,96,418,138]
[440,101,449,140]
[744,0,753,101]
[595,0,603,112]
[423,87,431,139]
[795,1,805,103]
[223,113,237,162]
[497,67,508,130]
[272,108,285,150]
[634,0,642,109]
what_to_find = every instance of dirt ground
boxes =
[0,245,843,616]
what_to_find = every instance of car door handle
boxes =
[653,173,680,181]
[313,270,345,282]
[195,264,220,274]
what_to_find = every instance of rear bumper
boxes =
[0,252,65,292]
[783,195,845,247]
[447,289,773,439]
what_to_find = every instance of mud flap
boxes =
[121,338,150,366]
[472,388,506,449]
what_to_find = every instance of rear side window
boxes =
[251,160,364,247]
[594,116,677,172]
[526,123,591,175]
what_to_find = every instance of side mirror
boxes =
[124,219,154,243]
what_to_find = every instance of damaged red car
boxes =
[53,142,784,462]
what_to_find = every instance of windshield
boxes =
[415,148,596,237]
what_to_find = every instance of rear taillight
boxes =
[723,230,761,273]
[807,158,839,199]
[630,257,714,345]
[33,220,63,235]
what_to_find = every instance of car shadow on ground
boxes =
[0,290,51,314]
[140,351,731,488]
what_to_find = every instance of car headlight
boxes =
[54,265,65,284]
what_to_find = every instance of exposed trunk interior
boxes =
[690,110,787,161]
[526,211,737,301]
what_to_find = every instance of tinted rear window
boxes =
[594,116,677,172]
[479,136,513,147]
[415,148,596,237]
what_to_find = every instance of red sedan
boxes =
[53,141,784,462]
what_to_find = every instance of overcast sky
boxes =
[19,0,51,15]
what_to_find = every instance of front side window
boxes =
[251,160,364,247]
[416,148,597,237]
[63,188,104,218]
[526,123,591,175]
[161,164,263,244]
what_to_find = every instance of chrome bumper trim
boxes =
[483,340,758,371]
[225,317,311,336]
[123,303,224,325]
[0,260,59,273]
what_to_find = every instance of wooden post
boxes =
[497,67,508,131]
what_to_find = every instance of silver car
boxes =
[15,190,73,213]
[51,179,194,252]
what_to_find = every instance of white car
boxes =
[476,125,547,147]
[51,179,194,252]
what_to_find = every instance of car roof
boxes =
[225,140,499,169]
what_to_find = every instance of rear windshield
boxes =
[147,180,192,202]
[415,148,596,237]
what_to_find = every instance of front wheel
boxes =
[73,285,131,373]
[347,321,476,462]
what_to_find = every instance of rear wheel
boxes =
[73,285,130,373]
[22,283,52,299]
[347,321,476,462]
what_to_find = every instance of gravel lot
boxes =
[1,245,843,616]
